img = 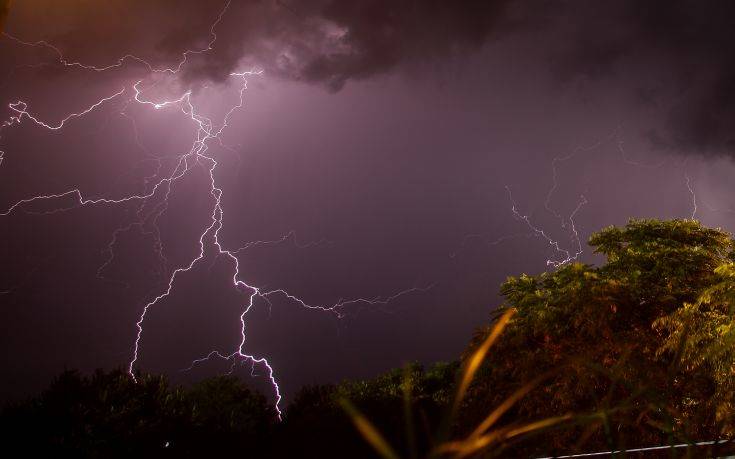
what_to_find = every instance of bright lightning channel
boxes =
[0,1,429,418]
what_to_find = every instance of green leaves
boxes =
[333,219,735,455]
[591,219,734,308]
[7,218,735,456]
[461,219,735,454]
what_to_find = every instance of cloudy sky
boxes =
[2,0,735,405]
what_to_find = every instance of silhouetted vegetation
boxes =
[0,370,275,457]
[4,219,735,457]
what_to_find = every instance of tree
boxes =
[0,370,276,457]
[656,261,735,434]
[5,219,735,457]
[463,219,735,455]
[276,362,458,458]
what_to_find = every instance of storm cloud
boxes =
[5,0,735,154]
[3,0,519,88]
[541,0,735,156]
[3,0,735,404]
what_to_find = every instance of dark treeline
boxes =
[4,219,735,458]
[0,365,456,458]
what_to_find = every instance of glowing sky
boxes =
[2,0,735,405]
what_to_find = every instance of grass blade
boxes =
[453,308,515,415]
[340,398,402,459]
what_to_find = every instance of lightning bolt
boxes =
[0,0,430,418]
[506,185,588,268]
[468,129,683,269]
[1,0,231,75]
[684,170,697,220]
[493,136,601,268]
[232,230,333,253]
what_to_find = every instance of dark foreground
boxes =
[4,219,735,458]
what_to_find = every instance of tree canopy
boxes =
[463,219,735,455]
[4,219,735,457]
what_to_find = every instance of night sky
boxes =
[2,0,735,408]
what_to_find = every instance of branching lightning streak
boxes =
[1,0,231,75]
[233,230,333,253]
[506,185,588,268]
[452,135,610,269]
[684,170,697,220]
[258,285,434,319]
[4,88,126,130]
[688,186,735,217]
[483,134,602,269]
[0,0,428,418]
[0,87,125,170]
[493,129,674,269]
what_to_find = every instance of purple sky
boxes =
[2,0,735,405]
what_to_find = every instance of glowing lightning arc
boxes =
[0,0,430,418]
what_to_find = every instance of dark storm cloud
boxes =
[5,0,735,151]
[259,0,735,155]
[159,0,525,90]
[280,0,518,90]
[541,0,735,156]
[6,0,735,407]
[5,0,520,89]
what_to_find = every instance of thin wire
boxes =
[536,439,733,458]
